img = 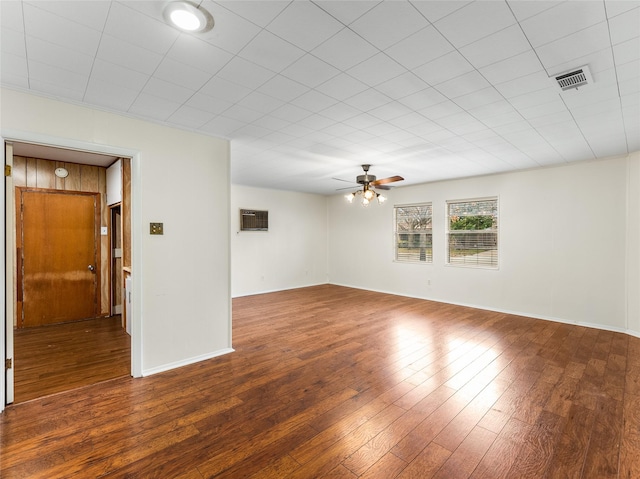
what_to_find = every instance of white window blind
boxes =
[446,198,498,268]
[395,204,432,263]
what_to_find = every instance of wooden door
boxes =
[18,189,100,328]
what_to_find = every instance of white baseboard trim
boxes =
[232,282,328,299]
[142,348,235,377]
[329,282,640,339]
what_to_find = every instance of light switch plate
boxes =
[101,226,108,236]
[150,222,164,235]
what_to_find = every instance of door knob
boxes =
[88,265,95,272]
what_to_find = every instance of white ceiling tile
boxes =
[23,2,102,56]
[413,51,474,86]
[419,100,464,120]
[606,1,640,17]
[281,54,340,88]
[350,1,428,50]
[199,115,244,137]
[491,121,534,136]
[1,27,26,57]
[238,30,305,72]
[198,2,262,54]
[519,1,606,48]
[479,50,544,85]
[342,112,382,130]
[398,88,448,110]
[1,0,24,31]
[544,48,615,80]
[267,1,344,51]
[410,1,472,24]
[343,89,392,112]
[388,112,430,131]
[518,98,568,120]
[0,52,29,87]
[129,92,181,120]
[200,76,251,103]
[25,35,93,76]
[617,60,640,82]
[528,110,575,128]
[480,110,525,128]
[237,91,286,115]
[28,60,88,95]
[103,2,177,55]
[368,101,413,122]
[277,122,315,138]
[220,104,264,123]
[257,75,309,102]
[316,73,369,101]
[313,1,379,25]
[453,87,504,110]
[186,92,234,116]
[434,1,516,48]
[27,0,110,30]
[495,71,556,100]
[271,103,313,123]
[167,105,217,129]
[167,36,233,76]
[384,25,455,70]
[154,58,211,91]
[506,0,561,22]
[375,72,429,100]
[215,0,289,27]
[319,103,360,122]
[613,36,640,65]
[620,75,640,97]
[536,22,611,73]
[297,113,336,131]
[608,6,640,45]
[143,77,195,104]
[460,25,532,69]
[347,53,406,87]
[434,70,490,98]
[290,90,338,112]
[89,58,149,92]
[84,78,138,111]
[217,57,275,90]
[97,34,163,76]
[311,28,378,71]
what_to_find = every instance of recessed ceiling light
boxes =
[163,1,213,33]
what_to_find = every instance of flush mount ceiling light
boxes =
[164,1,213,33]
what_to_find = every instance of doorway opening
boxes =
[5,142,132,404]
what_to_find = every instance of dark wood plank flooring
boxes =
[12,315,131,402]
[1,285,639,478]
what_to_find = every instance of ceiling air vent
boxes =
[552,66,592,92]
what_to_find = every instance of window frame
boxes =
[445,197,499,269]
[394,203,433,264]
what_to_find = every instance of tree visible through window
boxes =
[447,198,498,267]
[395,204,432,263]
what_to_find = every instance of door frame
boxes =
[1,130,142,412]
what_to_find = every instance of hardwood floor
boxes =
[12,316,131,402]
[1,285,639,478]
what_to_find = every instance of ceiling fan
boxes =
[335,165,404,206]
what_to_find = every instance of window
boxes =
[447,198,498,268]
[395,204,432,263]
[240,209,268,231]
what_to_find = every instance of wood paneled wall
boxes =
[12,156,112,317]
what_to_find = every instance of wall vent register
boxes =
[241,209,268,231]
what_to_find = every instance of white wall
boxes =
[328,154,640,336]
[627,151,640,335]
[1,89,232,384]
[231,185,327,297]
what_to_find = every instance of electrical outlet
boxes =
[150,222,164,235]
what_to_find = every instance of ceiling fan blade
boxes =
[336,185,357,191]
[374,184,391,190]
[371,175,404,186]
[332,177,355,183]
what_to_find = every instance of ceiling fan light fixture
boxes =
[164,1,213,33]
